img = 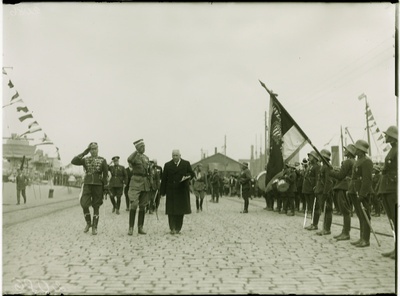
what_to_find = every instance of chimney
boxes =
[251,145,254,160]
[215,147,217,154]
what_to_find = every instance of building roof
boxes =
[191,153,242,173]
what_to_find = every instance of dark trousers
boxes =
[80,184,103,209]
[304,193,316,214]
[264,191,274,209]
[311,193,333,230]
[381,192,397,241]
[168,215,184,232]
[336,189,352,234]
[110,187,123,210]
[282,192,295,213]
[17,188,26,204]
[349,193,371,243]
[212,185,219,202]
[242,190,251,211]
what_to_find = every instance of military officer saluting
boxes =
[378,126,398,259]
[348,140,374,248]
[108,156,128,215]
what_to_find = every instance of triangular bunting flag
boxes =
[18,113,33,122]
[8,80,14,88]
[28,121,39,129]
[16,106,29,113]
[377,134,384,141]
[11,91,20,102]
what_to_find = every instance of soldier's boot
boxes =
[382,249,396,258]
[336,231,350,241]
[357,219,371,247]
[333,231,344,239]
[83,213,92,233]
[128,209,136,236]
[92,215,99,235]
[196,200,200,213]
[351,222,364,245]
[200,199,203,211]
[138,210,146,235]
[324,214,332,234]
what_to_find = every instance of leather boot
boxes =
[138,210,146,234]
[83,213,91,233]
[92,215,99,235]
[333,232,343,239]
[336,232,350,241]
[128,209,136,236]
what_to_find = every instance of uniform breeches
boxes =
[80,184,103,209]
[128,188,150,210]
[349,193,371,242]
[381,192,397,235]
[281,192,295,212]
[110,187,123,210]
[212,185,220,201]
[194,190,205,201]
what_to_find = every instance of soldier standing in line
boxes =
[280,163,297,216]
[303,151,321,230]
[238,162,252,213]
[378,126,397,259]
[71,142,108,235]
[127,139,152,236]
[124,164,133,211]
[348,140,374,248]
[329,144,356,241]
[108,156,128,215]
[312,149,334,236]
[371,165,382,217]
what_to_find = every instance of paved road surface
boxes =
[2,184,397,295]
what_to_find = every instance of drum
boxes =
[256,171,266,192]
[276,179,289,192]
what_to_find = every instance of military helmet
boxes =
[354,140,369,153]
[383,125,398,140]
[344,144,356,156]
[307,151,319,161]
[320,149,331,160]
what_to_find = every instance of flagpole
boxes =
[258,80,332,168]
[363,95,372,156]
[340,126,344,161]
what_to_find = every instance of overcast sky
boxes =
[2,2,397,170]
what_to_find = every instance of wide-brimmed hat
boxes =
[112,156,120,161]
[307,151,319,161]
[320,149,331,161]
[383,125,398,140]
[343,144,356,156]
[354,140,369,153]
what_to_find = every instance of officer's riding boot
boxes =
[128,209,136,236]
[138,210,146,235]
[351,220,363,245]
[200,198,203,211]
[83,213,91,233]
[196,199,200,213]
[324,213,332,233]
[357,220,370,247]
[336,215,351,240]
[92,215,99,235]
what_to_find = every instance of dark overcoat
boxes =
[160,159,195,215]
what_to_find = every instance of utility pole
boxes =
[223,135,227,156]
[340,126,344,161]
[264,111,268,165]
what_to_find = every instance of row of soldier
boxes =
[262,125,397,259]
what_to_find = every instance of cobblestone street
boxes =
[2,184,397,295]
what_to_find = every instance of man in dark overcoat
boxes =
[160,149,195,235]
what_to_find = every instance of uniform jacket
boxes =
[16,174,29,189]
[315,163,334,194]
[330,158,355,191]
[127,151,151,191]
[193,171,208,191]
[302,162,320,194]
[211,172,221,187]
[348,155,373,197]
[239,168,252,191]
[108,164,128,188]
[150,165,162,191]
[160,158,195,215]
[378,143,397,194]
[71,155,108,186]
